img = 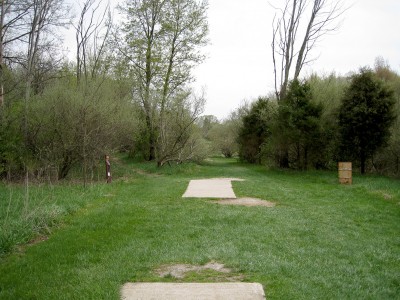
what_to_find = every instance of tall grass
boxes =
[0,155,139,255]
[0,182,108,255]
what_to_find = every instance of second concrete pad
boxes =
[182,178,244,198]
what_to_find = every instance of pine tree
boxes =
[338,68,396,174]
[276,79,322,169]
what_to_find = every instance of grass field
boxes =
[0,156,399,299]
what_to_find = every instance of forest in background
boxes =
[0,0,399,184]
[205,61,400,176]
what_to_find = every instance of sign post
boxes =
[105,155,112,183]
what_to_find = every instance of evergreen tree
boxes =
[274,79,322,169]
[338,68,396,174]
[238,97,271,164]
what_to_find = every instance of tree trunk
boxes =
[149,131,156,161]
[157,40,175,161]
[144,111,156,161]
[304,146,308,170]
[280,147,289,168]
[360,152,366,174]
[143,31,156,161]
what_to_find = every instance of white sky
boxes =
[65,0,400,120]
[193,0,400,120]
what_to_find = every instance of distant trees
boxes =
[236,67,398,175]
[198,111,243,159]
[1,0,69,106]
[338,68,396,174]
[198,114,219,140]
[208,120,238,158]
[0,0,131,183]
[0,69,138,182]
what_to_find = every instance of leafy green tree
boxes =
[338,68,396,174]
[309,72,349,116]
[308,73,349,169]
[118,0,208,162]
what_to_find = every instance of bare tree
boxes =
[73,0,113,186]
[21,0,70,201]
[0,0,6,106]
[23,0,70,156]
[0,0,33,106]
[157,88,206,166]
[271,0,346,101]
[74,0,111,85]
[25,0,70,99]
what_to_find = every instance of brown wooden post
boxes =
[105,155,111,183]
[338,162,352,184]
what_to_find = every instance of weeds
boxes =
[0,182,102,255]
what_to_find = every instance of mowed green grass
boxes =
[0,157,399,299]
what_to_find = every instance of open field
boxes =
[1,157,399,299]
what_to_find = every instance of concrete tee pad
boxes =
[182,178,244,199]
[121,282,265,300]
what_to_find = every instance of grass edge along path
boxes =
[0,157,399,299]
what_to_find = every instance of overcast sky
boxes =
[192,0,400,119]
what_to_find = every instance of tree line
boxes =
[0,0,209,182]
[226,0,398,176]
[1,0,398,182]
[206,61,398,176]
